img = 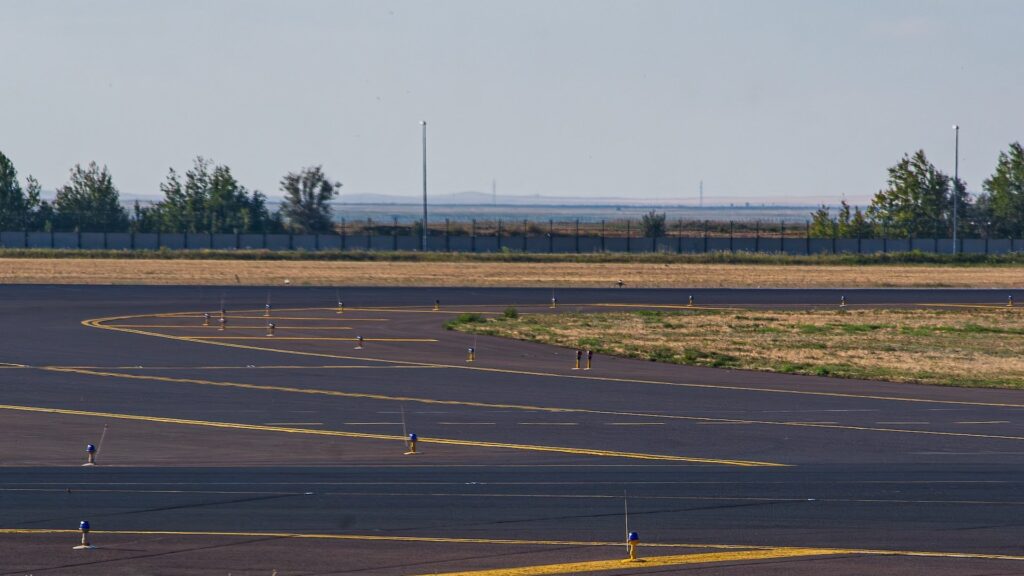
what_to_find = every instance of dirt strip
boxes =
[2,258,1023,287]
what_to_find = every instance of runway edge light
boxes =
[73,520,95,550]
[83,443,96,466]
[405,432,419,455]
[625,531,640,562]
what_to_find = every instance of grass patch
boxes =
[450,307,1024,389]
[444,312,487,330]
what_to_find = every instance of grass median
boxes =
[448,307,1024,388]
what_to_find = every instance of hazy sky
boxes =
[2,0,1022,204]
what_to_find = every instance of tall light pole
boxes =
[952,124,959,254]
[420,120,428,252]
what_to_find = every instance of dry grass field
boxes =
[2,257,1024,287]
[452,307,1024,388]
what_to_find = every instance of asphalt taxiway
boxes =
[2,286,1024,575]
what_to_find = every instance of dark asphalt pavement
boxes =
[3,285,1024,575]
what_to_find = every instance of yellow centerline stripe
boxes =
[47,365,440,370]
[0,403,779,466]
[44,367,1024,444]
[2,528,1024,564]
[186,337,436,341]
[417,548,838,575]
[108,325,356,330]
[163,316,390,321]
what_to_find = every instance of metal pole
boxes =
[953,124,959,254]
[420,120,428,251]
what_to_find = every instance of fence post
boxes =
[393,217,399,251]
[366,218,372,250]
[754,221,760,253]
[677,219,683,253]
[341,218,346,250]
[103,231,108,250]
[626,220,631,253]
[548,219,554,253]
[23,229,28,248]
[600,220,605,252]
[472,219,477,253]
[445,218,450,252]
[497,219,502,250]
[522,219,528,251]
[832,221,838,254]
[575,219,580,253]
[77,230,82,249]
[130,231,135,250]
[780,221,785,253]
[806,220,810,255]
[703,220,709,253]
[729,221,734,252]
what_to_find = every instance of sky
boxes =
[2,0,1022,205]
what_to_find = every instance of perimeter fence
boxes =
[2,219,1021,255]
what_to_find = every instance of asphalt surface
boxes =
[3,285,1024,575]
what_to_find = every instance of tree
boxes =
[280,166,340,233]
[835,200,873,238]
[53,162,129,232]
[0,151,28,229]
[155,157,279,233]
[639,210,666,237]
[809,205,834,237]
[24,175,54,230]
[981,142,1024,238]
[847,205,873,239]
[866,150,956,238]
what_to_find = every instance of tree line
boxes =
[810,143,1024,238]
[4,143,1024,238]
[0,154,340,234]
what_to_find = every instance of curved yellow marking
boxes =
[187,337,436,342]
[2,528,1023,564]
[83,312,1024,411]
[109,325,355,330]
[0,403,782,466]
[418,548,837,575]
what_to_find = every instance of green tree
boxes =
[809,205,835,237]
[53,162,129,231]
[639,210,667,237]
[847,205,873,238]
[0,151,28,229]
[24,176,54,230]
[280,166,340,233]
[834,200,873,238]
[156,157,279,233]
[866,150,957,238]
[981,142,1024,237]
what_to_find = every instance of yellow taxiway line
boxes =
[186,337,436,341]
[83,312,1024,413]
[420,548,837,575]
[2,528,1024,567]
[0,403,782,466]
[107,325,356,330]
[44,367,1024,444]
